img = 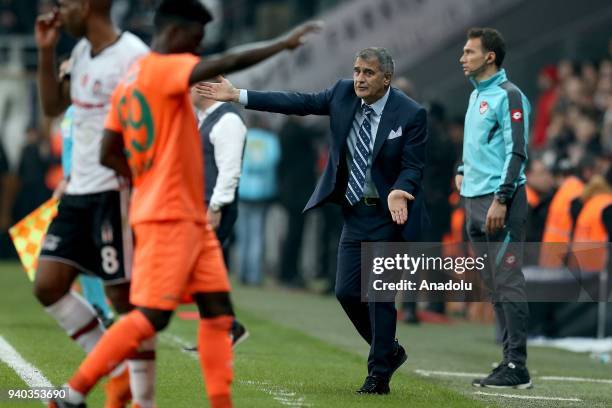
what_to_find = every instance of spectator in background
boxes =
[392,76,417,99]
[0,142,8,237]
[597,59,612,155]
[557,59,576,84]
[560,76,590,109]
[532,65,559,148]
[539,157,595,267]
[422,101,456,317]
[524,157,555,265]
[594,59,611,111]
[315,139,343,294]
[13,127,51,221]
[546,76,602,167]
[277,116,319,288]
[121,0,156,44]
[191,87,247,263]
[603,95,612,155]
[569,155,610,229]
[0,142,12,259]
[236,115,280,285]
[0,0,37,34]
[0,67,29,232]
[401,98,455,323]
[568,110,602,164]
[581,61,599,97]
[0,0,19,34]
[569,170,612,272]
[0,143,7,180]
[447,117,465,160]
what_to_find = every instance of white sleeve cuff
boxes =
[239,89,248,105]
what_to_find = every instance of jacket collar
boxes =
[469,68,507,92]
[361,86,391,116]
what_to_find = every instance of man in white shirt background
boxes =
[191,87,247,259]
[191,87,249,348]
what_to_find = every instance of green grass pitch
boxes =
[1,261,611,407]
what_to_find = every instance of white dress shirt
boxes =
[197,101,247,209]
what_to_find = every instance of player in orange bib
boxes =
[49,1,321,407]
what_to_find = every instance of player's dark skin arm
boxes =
[35,11,71,117]
[188,21,322,86]
[100,129,132,180]
[38,52,71,116]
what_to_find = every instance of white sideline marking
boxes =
[474,391,582,402]
[415,369,486,378]
[161,333,312,407]
[540,376,612,384]
[416,368,612,385]
[0,335,52,405]
[241,380,311,407]
[161,333,194,353]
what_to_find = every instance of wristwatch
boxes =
[494,194,507,205]
[209,203,222,212]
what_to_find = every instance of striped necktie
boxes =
[345,104,374,206]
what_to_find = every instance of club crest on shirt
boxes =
[101,223,114,244]
[479,101,488,114]
[511,109,523,122]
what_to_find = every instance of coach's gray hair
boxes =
[355,47,395,76]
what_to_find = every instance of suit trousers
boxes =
[335,199,402,379]
[465,185,529,366]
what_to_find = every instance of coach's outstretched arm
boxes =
[196,76,336,116]
[35,10,71,117]
[188,20,323,85]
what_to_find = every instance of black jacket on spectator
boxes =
[277,118,319,211]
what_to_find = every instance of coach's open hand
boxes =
[282,20,324,50]
[196,76,239,102]
[388,189,414,225]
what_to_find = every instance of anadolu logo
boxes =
[479,101,488,114]
[511,109,523,122]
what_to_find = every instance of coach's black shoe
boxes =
[356,375,390,395]
[471,361,505,387]
[390,340,408,376]
[231,320,249,348]
[480,362,533,389]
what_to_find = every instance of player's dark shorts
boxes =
[40,190,132,285]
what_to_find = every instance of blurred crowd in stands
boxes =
[0,1,610,335]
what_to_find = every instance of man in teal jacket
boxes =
[456,27,532,389]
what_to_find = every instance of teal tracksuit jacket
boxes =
[457,69,530,201]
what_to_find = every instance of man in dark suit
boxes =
[197,47,428,394]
